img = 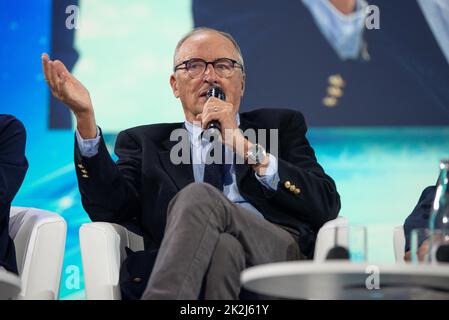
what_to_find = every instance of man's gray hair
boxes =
[173,27,245,72]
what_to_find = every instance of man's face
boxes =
[170,32,245,122]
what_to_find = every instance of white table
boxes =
[0,269,21,300]
[241,261,449,299]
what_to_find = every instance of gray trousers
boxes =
[141,182,302,300]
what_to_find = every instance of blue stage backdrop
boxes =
[1,1,448,299]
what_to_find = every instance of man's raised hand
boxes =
[42,53,97,138]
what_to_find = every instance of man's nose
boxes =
[203,64,218,83]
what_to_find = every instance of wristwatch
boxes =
[246,143,267,165]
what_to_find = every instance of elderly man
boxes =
[42,28,340,299]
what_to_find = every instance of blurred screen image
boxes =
[2,0,449,299]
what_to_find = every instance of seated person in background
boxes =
[403,186,435,261]
[42,27,340,299]
[0,115,28,274]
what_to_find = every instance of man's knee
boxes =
[168,182,225,219]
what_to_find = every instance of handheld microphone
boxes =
[206,86,226,133]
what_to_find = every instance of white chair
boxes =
[79,222,144,300]
[80,217,346,300]
[9,206,67,299]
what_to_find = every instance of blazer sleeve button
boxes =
[133,277,142,283]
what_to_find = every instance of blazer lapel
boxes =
[158,130,195,191]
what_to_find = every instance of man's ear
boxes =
[170,74,179,98]
[240,73,246,96]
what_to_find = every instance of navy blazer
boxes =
[403,186,435,251]
[0,115,28,274]
[74,108,341,298]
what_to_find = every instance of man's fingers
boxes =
[54,60,72,96]
[201,110,225,129]
[42,54,69,98]
[55,74,66,98]
[52,60,66,84]
[47,61,60,93]
[42,53,59,93]
[55,60,69,74]
[41,53,51,82]
[206,96,224,104]
[53,60,70,78]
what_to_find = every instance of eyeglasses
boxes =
[174,58,244,78]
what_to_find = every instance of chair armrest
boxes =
[79,222,144,300]
[9,206,67,300]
